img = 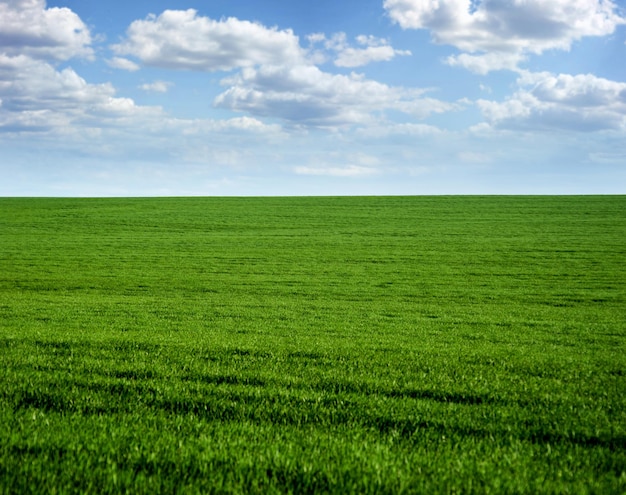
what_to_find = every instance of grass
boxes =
[0,196,625,494]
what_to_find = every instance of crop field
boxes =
[0,196,625,494]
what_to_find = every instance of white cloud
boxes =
[446,52,525,75]
[107,57,141,72]
[309,32,411,67]
[113,10,305,71]
[336,39,411,67]
[477,71,626,131]
[384,0,626,72]
[139,81,173,93]
[110,9,451,130]
[0,54,162,133]
[0,0,93,61]
[214,64,460,127]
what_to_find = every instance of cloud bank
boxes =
[1,0,625,196]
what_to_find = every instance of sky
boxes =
[1,0,625,196]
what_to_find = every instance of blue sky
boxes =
[1,0,625,196]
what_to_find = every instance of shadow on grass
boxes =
[8,383,626,453]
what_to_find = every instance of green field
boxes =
[1,196,625,494]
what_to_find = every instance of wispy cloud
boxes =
[107,57,140,71]
[293,164,379,177]
[308,32,411,68]
[139,81,173,93]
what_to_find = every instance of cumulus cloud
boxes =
[477,71,626,131]
[214,64,461,127]
[109,9,457,129]
[0,54,285,138]
[113,10,305,71]
[0,1,168,135]
[0,2,286,138]
[0,0,93,61]
[0,54,162,133]
[384,0,625,72]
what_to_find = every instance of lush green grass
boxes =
[1,196,625,494]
